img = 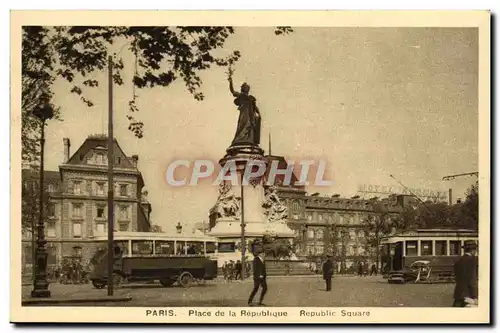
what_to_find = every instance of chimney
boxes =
[131,154,139,168]
[63,138,71,162]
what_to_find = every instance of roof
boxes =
[264,155,305,190]
[61,135,145,188]
[91,230,218,242]
[381,228,478,243]
[65,136,135,169]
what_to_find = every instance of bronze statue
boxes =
[227,65,261,146]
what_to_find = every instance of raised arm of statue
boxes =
[227,65,239,97]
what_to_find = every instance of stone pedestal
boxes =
[208,144,295,240]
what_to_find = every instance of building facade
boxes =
[21,135,152,274]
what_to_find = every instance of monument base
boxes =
[208,218,295,239]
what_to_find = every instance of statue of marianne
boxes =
[227,66,261,146]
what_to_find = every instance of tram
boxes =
[380,228,478,284]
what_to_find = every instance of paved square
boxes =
[23,276,455,307]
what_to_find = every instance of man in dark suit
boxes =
[453,240,478,307]
[248,251,267,306]
[322,254,334,291]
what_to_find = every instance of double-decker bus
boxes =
[380,228,478,284]
[88,231,219,289]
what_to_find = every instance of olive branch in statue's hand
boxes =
[226,64,234,81]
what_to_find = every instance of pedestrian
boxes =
[235,260,242,280]
[322,254,334,291]
[248,251,267,306]
[453,241,478,307]
[358,261,364,277]
[370,263,377,276]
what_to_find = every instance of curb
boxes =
[22,296,132,306]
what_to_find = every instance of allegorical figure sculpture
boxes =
[227,66,261,146]
[210,182,241,220]
[262,185,288,223]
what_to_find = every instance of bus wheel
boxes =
[92,280,106,289]
[160,279,175,287]
[178,272,193,288]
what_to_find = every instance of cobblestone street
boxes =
[22,276,455,307]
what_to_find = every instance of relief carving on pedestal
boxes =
[210,182,241,220]
[262,185,288,223]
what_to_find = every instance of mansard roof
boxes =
[65,135,136,169]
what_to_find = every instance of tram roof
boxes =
[90,231,218,242]
[380,228,478,242]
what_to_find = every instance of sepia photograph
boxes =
[10,10,490,324]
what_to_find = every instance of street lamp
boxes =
[30,95,54,298]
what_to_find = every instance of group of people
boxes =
[52,259,89,284]
[356,261,378,276]
[222,260,251,281]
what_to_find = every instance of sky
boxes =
[44,27,479,232]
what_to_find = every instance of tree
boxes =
[21,26,293,164]
[361,200,396,270]
[21,170,50,234]
[461,181,479,229]
[22,27,61,165]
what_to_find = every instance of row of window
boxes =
[86,151,126,166]
[404,240,465,256]
[114,240,217,256]
[43,220,131,239]
[306,227,368,240]
[305,243,367,256]
[305,212,370,224]
[68,180,131,197]
[45,202,130,221]
[71,203,130,220]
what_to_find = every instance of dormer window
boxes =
[96,153,106,165]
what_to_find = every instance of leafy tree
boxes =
[21,26,293,163]
[461,181,479,229]
[22,27,61,166]
[21,170,50,234]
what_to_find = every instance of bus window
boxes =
[176,241,186,255]
[206,242,216,254]
[421,241,432,256]
[132,240,153,255]
[405,241,418,256]
[218,242,236,253]
[435,241,447,255]
[449,241,460,255]
[186,242,203,255]
[155,240,174,255]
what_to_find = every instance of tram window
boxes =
[114,241,129,256]
[405,241,418,256]
[435,241,447,255]
[206,242,216,254]
[155,241,174,255]
[131,240,153,255]
[421,241,432,255]
[218,243,236,253]
[449,241,461,255]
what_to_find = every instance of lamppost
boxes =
[30,95,54,298]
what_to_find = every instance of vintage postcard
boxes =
[10,10,490,324]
